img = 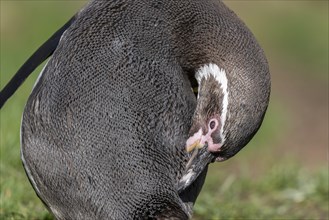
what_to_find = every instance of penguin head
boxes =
[178,39,271,192]
[186,60,270,160]
[179,59,270,191]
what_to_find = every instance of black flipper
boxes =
[0,15,76,109]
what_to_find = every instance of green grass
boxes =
[1,1,328,220]
[0,2,87,219]
[1,163,327,220]
[194,164,328,220]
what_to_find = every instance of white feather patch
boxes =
[179,169,195,188]
[195,63,229,143]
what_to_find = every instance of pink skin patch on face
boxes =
[201,119,222,152]
[186,118,222,152]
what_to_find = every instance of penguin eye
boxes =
[209,119,217,130]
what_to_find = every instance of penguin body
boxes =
[15,0,270,219]
[22,1,197,218]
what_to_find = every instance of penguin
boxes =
[1,0,270,219]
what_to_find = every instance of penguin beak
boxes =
[177,145,215,193]
[186,139,204,153]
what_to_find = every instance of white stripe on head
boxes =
[195,63,229,143]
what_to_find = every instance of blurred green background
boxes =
[0,1,328,219]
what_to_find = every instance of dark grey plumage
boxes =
[17,0,270,219]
